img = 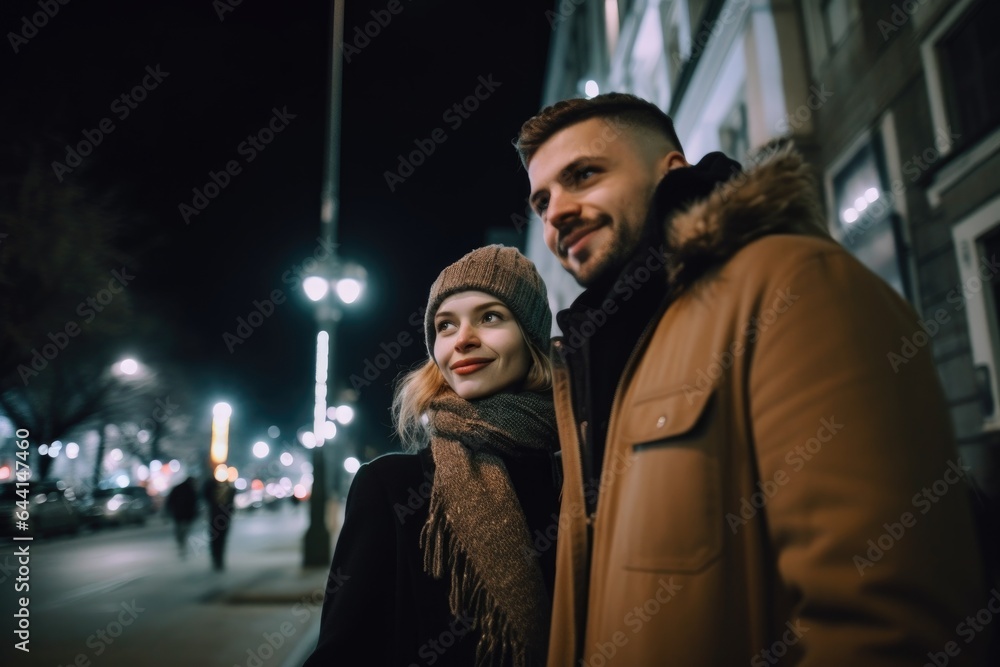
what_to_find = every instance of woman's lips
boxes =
[452,360,492,375]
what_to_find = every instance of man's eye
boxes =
[576,167,596,181]
[535,199,548,215]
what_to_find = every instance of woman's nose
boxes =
[454,322,479,350]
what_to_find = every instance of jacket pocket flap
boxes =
[626,384,714,444]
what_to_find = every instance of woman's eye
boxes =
[436,321,453,332]
[482,311,504,323]
[576,167,596,181]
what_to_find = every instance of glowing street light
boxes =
[303,276,330,302]
[252,441,270,459]
[322,420,337,441]
[333,405,354,424]
[335,278,362,304]
[211,402,232,466]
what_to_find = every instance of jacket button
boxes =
[656,415,667,428]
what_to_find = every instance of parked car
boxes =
[0,481,80,537]
[79,486,154,528]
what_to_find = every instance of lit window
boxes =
[831,140,910,298]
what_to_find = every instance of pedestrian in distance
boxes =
[202,476,236,571]
[165,476,198,558]
[305,245,560,667]
[516,93,991,665]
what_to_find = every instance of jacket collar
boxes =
[662,141,832,296]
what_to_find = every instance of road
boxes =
[1,503,332,667]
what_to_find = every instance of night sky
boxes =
[3,0,555,461]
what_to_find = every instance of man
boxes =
[165,476,198,558]
[516,93,990,665]
[203,476,236,570]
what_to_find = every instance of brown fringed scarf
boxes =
[420,389,558,667]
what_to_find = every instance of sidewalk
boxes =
[7,503,343,667]
[186,504,343,667]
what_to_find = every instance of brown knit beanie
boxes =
[425,245,552,356]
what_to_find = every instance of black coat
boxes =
[304,447,560,667]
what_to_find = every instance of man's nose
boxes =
[545,188,581,229]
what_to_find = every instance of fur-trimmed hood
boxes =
[662,143,832,295]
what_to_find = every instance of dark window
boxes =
[718,89,749,161]
[976,226,1000,416]
[940,1,1000,144]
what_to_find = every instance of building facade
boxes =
[529,0,1000,486]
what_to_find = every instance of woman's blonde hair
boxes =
[391,325,552,450]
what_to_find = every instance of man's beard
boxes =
[568,216,652,290]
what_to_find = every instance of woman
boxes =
[305,245,560,667]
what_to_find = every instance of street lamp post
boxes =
[301,0,353,569]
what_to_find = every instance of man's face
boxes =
[527,117,679,286]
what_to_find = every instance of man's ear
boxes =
[656,150,689,179]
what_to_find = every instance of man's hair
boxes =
[514,92,684,167]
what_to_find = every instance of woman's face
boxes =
[433,290,532,400]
